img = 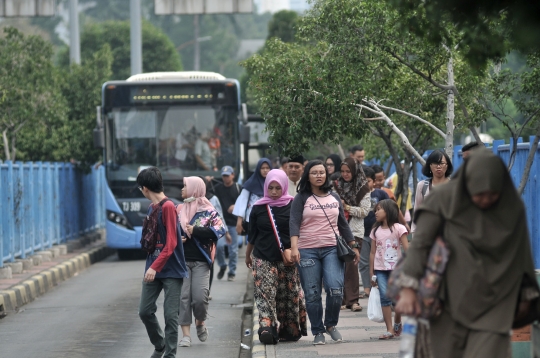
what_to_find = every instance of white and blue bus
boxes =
[94,72,244,258]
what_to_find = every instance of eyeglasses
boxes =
[326,163,335,167]
[309,171,326,177]
[138,186,143,191]
[430,162,447,168]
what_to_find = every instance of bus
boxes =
[93,71,246,258]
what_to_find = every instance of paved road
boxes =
[0,251,249,358]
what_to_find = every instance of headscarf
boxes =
[241,158,272,197]
[326,154,342,173]
[180,176,215,237]
[407,148,538,330]
[254,169,294,207]
[334,157,370,206]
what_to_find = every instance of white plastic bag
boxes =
[367,287,384,323]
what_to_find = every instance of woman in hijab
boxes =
[200,176,226,297]
[178,177,226,348]
[325,154,342,180]
[334,158,372,311]
[395,149,540,357]
[245,169,308,345]
[233,158,272,238]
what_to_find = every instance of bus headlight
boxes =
[106,210,133,229]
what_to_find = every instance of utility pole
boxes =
[130,0,142,75]
[193,14,200,71]
[69,0,80,65]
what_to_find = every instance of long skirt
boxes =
[415,310,511,358]
[252,256,308,343]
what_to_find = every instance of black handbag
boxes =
[312,195,356,262]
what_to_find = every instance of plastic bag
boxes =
[367,287,384,323]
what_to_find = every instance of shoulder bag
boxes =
[311,195,356,262]
[266,205,295,266]
[387,233,450,319]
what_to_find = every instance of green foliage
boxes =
[0,27,67,161]
[385,0,540,68]
[267,10,298,42]
[243,0,487,157]
[58,20,182,80]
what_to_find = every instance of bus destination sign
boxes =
[131,85,215,103]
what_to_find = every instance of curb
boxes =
[251,303,266,357]
[0,244,115,314]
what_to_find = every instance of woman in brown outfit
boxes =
[395,149,540,358]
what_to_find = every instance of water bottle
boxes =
[399,316,417,358]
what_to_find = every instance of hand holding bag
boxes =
[266,205,295,266]
[311,195,356,262]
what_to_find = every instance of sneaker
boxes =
[313,333,326,345]
[197,325,209,342]
[150,348,165,358]
[326,327,343,342]
[178,336,191,347]
[227,275,235,281]
[217,267,226,280]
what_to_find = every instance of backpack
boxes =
[140,198,171,254]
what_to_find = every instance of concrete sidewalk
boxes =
[0,231,115,316]
[251,287,401,358]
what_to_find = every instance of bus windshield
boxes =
[105,105,238,198]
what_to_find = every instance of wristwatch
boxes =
[351,242,360,249]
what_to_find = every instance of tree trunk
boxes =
[507,134,519,171]
[337,144,346,159]
[517,130,540,195]
[375,126,404,210]
[400,154,412,214]
[446,57,455,158]
[2,130,10,161]
[10,134,16,161]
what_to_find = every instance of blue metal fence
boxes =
[1,162,105,267]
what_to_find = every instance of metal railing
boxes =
[1,162,105,267]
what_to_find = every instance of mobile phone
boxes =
[371,275,377,282]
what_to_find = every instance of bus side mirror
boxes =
[94,106,105,149]
[93,128,105,148]
[240,124,250,144]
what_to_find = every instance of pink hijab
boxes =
[180,177,215,237]
[254,169,294,207]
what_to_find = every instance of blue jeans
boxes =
[374,270,392,307]
[297,246,345,335]
[216,225,238,277]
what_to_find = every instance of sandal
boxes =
[394,322,402,337]
[196,325,208,342]
[351,303,362,312]
[178,336,192,347]
[379,332,394,340]
[340,305,348,310]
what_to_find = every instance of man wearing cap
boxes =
[287,156,304,197]
[213,166,242,280]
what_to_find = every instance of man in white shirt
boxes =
[287,156,304,197]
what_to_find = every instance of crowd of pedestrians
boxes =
[135,142,540,358]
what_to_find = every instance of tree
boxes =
[385,0,540,67]
[267,10,298,42]
[58,20,182,80]
[0,27,67,161]
[243,0,489,210]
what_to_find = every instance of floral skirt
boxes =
[252,256,308,343]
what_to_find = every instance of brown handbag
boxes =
[266,205,295,266]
